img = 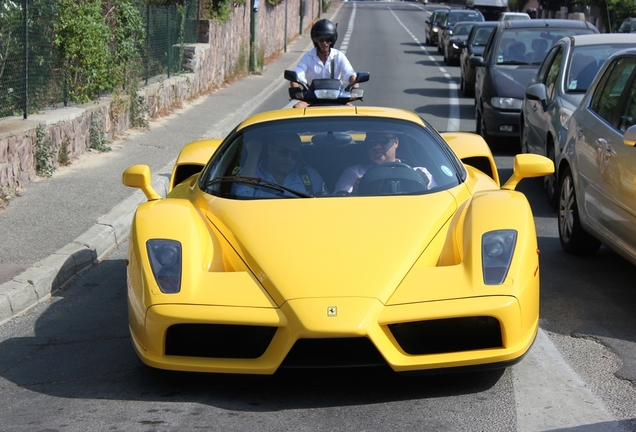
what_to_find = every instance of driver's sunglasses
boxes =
[366,137,395,147]
[277,147,301,160]
[314,36,333,44]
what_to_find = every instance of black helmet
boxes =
[311,19,338,48]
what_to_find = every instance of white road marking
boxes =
[389,8,460,132]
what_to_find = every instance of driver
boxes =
[234,133,326,197]
[333,132,436,194]
[291,19,358,108]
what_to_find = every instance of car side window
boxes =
[537,46,559,82]
[473,27,494,47]
[481,28,497,61]
[591,57,636,129]
[544,49,563,103]
[620,78,636,132]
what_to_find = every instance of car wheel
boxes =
[459,73,465,95]
[476,106,490,142]
[425,34,430,45]
[558,166,601,254]
[520,116,529,154]
[545,144,558,208]
[462,74,473,97]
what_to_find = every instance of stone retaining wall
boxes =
[0,0,319,193]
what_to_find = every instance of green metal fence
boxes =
[0,0,199,121]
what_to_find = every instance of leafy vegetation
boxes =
[34,123,56,178]
[201,0,247,24]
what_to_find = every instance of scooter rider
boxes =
[292,19,358,108]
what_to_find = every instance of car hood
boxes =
[560,92,585,111]
[206,192,459,305]
[492,66,539,100]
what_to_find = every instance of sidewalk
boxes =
[0,6,343,326]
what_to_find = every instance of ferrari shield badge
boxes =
[327,306,337,317]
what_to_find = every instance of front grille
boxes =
[165,324,277,358]
[389,316,502,355]
[280,338,387,368]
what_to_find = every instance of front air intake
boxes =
[389,316,502,355]
[280,337,388,368]
[165,324,277,358]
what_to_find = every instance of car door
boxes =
[525,44,563,156]
[599,60,636,252]
[574,56,636,230]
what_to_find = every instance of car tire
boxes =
[462,73,473,97]
[460,73,465,95]
[545,144,558,209]
[476,106,491,145]
[520,116,528,154]
[558,166,601,255]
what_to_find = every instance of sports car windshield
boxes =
[200,117,464,199]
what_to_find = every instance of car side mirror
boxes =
[623,124,636,147]
[469,56,485,67]
[425,19,430,24]
[525,83,547,110]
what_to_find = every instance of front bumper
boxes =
[131,295,537,374]
[483,105,522,139]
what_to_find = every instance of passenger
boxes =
[333,132,436,194]
[504,41,526,63]
[292,19,357,108]
[234,133,325,197]
[530,38,548,64]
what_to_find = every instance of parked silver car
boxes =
[556,48,636,262]
[521,34,636,207]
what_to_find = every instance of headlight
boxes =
[147,239,182,293]
[482,230,517,285]
[452,43,460,49]
[314,89,340,99]
[433,27,439,33]
[559,107,573,130]
[491,97,523,110]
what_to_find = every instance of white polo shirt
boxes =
[294,48,356,85]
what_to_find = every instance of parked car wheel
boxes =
[520,116,529,154]
[558,166,601,254]
[476,107,492,147]
[545,144,558,208]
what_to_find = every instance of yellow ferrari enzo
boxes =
[123,106,553,375]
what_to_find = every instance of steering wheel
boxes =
[357,162,429,196]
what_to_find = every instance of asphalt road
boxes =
[1,1,636,430]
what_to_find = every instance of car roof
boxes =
[502,19,595,29]
[448,9,481,14]
[472,21,499,28]
[568,33,636,47]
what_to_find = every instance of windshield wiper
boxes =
[498,60,530,65]
[205,176,313,198]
